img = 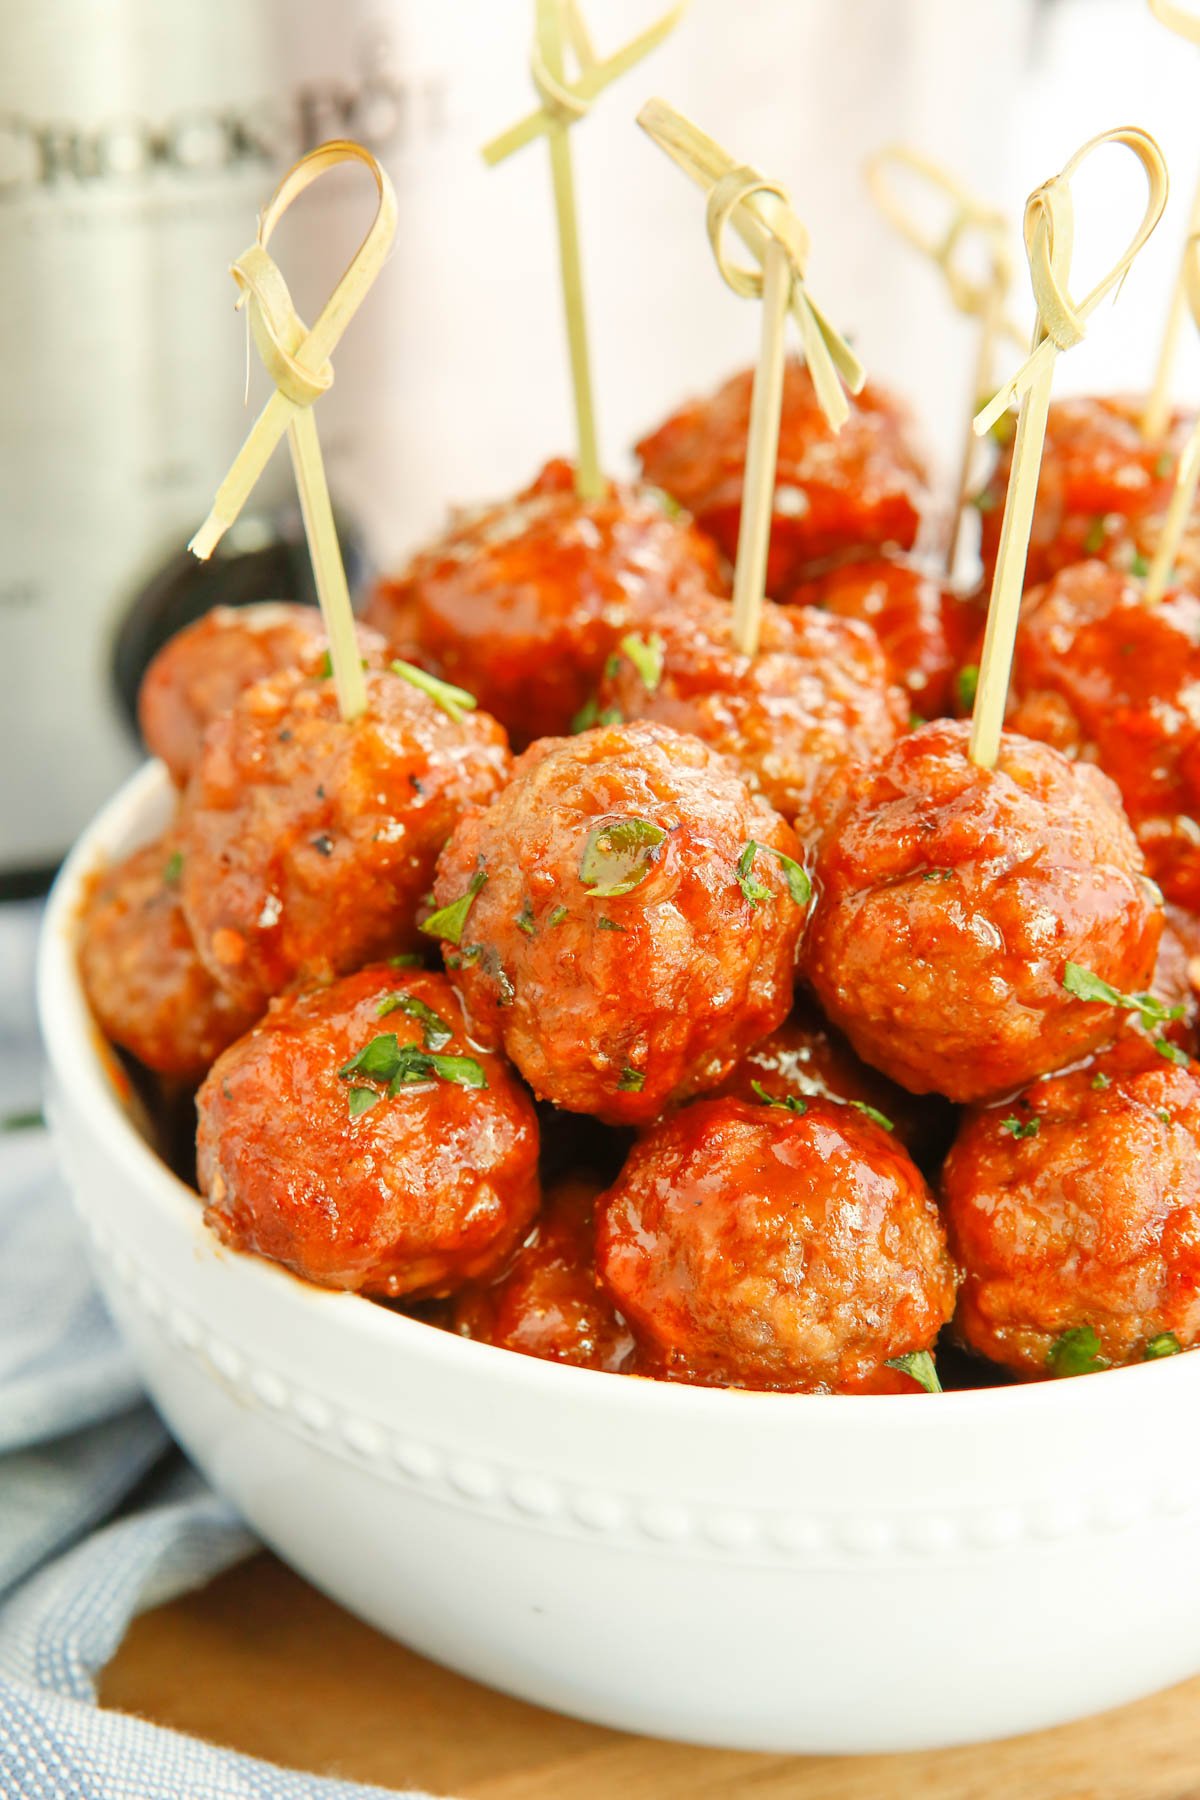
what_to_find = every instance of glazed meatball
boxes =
[197,965,539,1298]
[806,720,1163,1102]
[138,603,388,787]
[428,720,806,1126]
[594,589,906,841]
[364,459,722,749]
[976,395,1192,591]
[180,664,512,1011]
[792,556,982,720]
[451,1174,634,1371]
[944,1035,1200,1376]
[596,1096,955,1392]
[78,835,259,1081]
[1006,560,1200,912]
[636,359,930,595]
[712,1000,952,1167]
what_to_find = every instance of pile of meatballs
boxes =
[79,361,1200,1395]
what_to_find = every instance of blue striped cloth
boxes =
[0,905,432,1798]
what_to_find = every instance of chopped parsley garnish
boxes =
[646,484,683,519]
[1145,1332,1182,1359]
[751,1080,806,1113]
[1130,551,1150,579]
[1000,1113,1040,1140]
[922,868,953,883]
[347,1086,380,1117]
[548,905,568,927]
[339,1032,487,1101]
[1061,961,1183,1033]
[388,953,424,968]
[1158,1107,1173,1125]
[374,992,453,1050]
[1046,1325,1110,1377]
[1,1108,44,1133]
[851,1101,894,1132]
[420,870,487,945]
[317,650,368,680]
[162,849,184,886]
[885,1350,942,1394]
[1155,452,1175,479]
[972,489,998,514]
[1091,1071,1112,1091]
[957,664,979,713]
[580,817,667,897]
[515,900,537,937]
[597,916,626,931]
[390,658,477,724]
[1154,1036,1190,1067]
[618,631,666,693]
[736,842,773,906]
[1082,516,1108,555]
[617,1066,645,1092]
[736,841,811,908]
[570,695,623,734]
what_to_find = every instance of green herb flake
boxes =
[774,850,812,907]
[420,869,487,946]
[885,1350,943,1394]
[751,1079,807,1114]
[580,817,667,898]
[1145,1331,1182,1359]
[374,992,453,1050]
[162,849,184,886]
[1158,1107,1173,1125]
[1154,1035,1190,1067]
[736,841,773,907]
[597,916,626,931]
[390,658,477,724]
[1062,961,1184,1032]
[957,664,979,713]
[570,696,623,734]
[922,868,953,883]
[318,650,333,679]
[1082,516,1108,555]
[1091,1071,1112,1091]
[1046,1325,1110,1377]
[388,953,424,968]
[617,1066,645,1092]
[618,631,666,694]
[851,1101,895,1132]
[1155,452,1176,480]
[1000,1113,1040,1140]
[972,490,998,515]
[515,900,537,937]
[348,1086,380,1118]
[388,1048,487,1093]
[548,905,568,927]
[339,1032,405,1083]
[1130,551,1150,579]
[646,484,683,519]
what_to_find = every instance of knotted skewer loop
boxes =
[1145,231,1200,600]
[865,145,1025,573]
[969,126,1168,771]
[483,2,687,500]
[188,142,396,724]
[1144,0,1200,438]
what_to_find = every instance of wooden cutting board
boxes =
[101,1552,1200,1799]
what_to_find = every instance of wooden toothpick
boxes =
[189,141,397,723]
[1145,230,1200,600]
[969,128,1168,769]
[865,145,1024,576]
[638,99,864,657]
[1144,0,1200,440]
[484,1,688,502]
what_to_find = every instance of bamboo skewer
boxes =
[638,101,863,656]
[1144,0,1200,439]
[864,145,1024,576]
[969,128,1168,770]
[484,1,688,502]
[189,141,397,723]
[1146,232,1200,600]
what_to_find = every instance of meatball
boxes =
[636,359,930,596]
[428,720,806,1126]
[138,602,388,787]
[1006,559,1200,912]
[944,1035,1200,1377]
[451,1174,634,1371]
[197,965,539,1298]
[976,395,1192,592]
[792,556,982,720]
[806,719,1164,1102]
[364,459,722,749]
[180,664,512,1011]
[78,835,259,1081]
[596,1096,955,1392]
[712,1000,952,1167]
[593,589,906,841]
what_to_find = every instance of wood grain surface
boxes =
[100,1552,1200,1799]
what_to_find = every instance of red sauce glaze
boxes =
[594,588,906,842]
[451,1173,635,1372]
[364,460,723,749]
[805,720,1163,1102]
[179,665,512,1011]
[944,1035,1200,1377]
[976,395,1192,591]
[430,720,806,1127]
[197,965,540,1299]
[711,1000,951,1166]
[635,360,930,594]
[595,1096,955,1393]
[138,603,389,788]
[1005,560,1200,912]
[78,835,260,1081]
[792,556,983,720]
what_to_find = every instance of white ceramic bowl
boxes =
[37,761,1200,1755]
